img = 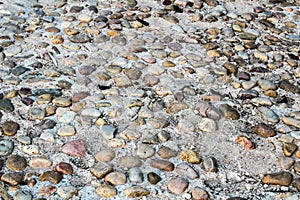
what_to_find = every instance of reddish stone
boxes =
[55,162,73,174]
[72,91,90,103]
[62,140,86,157]
[39,185,56,196]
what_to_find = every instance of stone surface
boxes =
[55,162,73,174]
[90,163,113,179]
[176,163,199,179]
[6,155,27,171]
[57,186,77,199]
[124,186,150,198]
[39,171,63,184]
[2,121,19,136]
[253,123,276,138]
[179,150,201,164]
[96,184,117,198]
[262,171,293,186]
[104,172,126,185]
[61,140,86,157]
[189,187,209,200]
[167,177,189,194]
[150,159,174,171]
[147,172,161,184]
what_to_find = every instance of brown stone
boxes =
[157,146,177,159]
[2,121,20,136]
[55,162,73,174]
[39,185,56,196]
[189,187,209,200]
[104,172,126,185]
[1,172,23,186]
[150,159,174,171]
[253,123,276,138]
[6,155,27,171]
[283,143,298,157]
[167,177,189,194]
[39,171,63,184]
[262,171,293,186]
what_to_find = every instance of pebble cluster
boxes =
[0,0,299,199]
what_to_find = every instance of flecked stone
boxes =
[119,156,142,168]
[39,171,63,184]
[2,121,19,136]
[57,125,76,137]
[219,104,240,120]
[62,140,86,157]
[0,99,14,112]
[283,143,298,157]
[57,186,77,199]
[105,172,126,185]
[202,157,218,172]
[22,145,40,155]
[124,186,149,198]
[13,190,32,200]
[0,139,14,156]
[96,184,117,198]
[253,123,276,138]
[29,157,52,168]
[1,172,23,186]
[6,155,27,171]
[147,172,161,184]
[157,146,177,159]
[189,187,209,200]
[136,144,155,159]
[128,167,143,183]
[150,159,174,171]
[262,171,293,186]
[176,163,199,179]
[55,162,73,175]
[198,118,217,133]
[95,150,115,162]
[179,150,201,164]
[90,162,113,178]
[167,177,189,195]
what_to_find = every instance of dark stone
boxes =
[11,66,30,76]
[0,99,14,112]
[279,80,300,94]
[147,172,161,184]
